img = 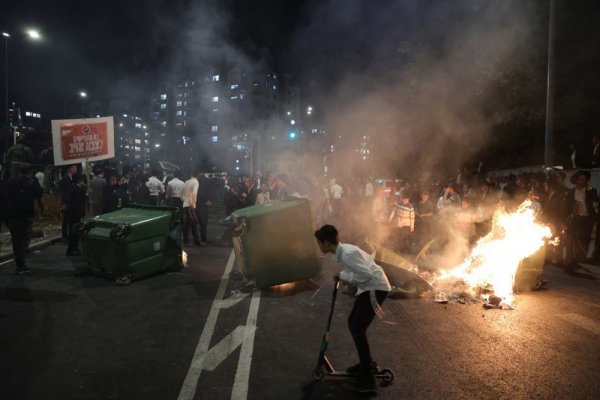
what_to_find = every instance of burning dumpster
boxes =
[513,245,546,292]
[230,198,320,288]
[79,205,183,284]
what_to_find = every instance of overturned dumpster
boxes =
[79,205,183,285]
[231,198,320,288]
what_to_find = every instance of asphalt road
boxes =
[1,214,599,400]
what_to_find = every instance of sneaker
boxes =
[16,267,32,275]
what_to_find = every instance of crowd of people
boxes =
[1,156,599,275]
[314,169,598,271]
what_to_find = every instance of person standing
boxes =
[6,165,44,274]
[565,170,598,268]
[166,171,185,223]
[180,171,201,246]
[90,168,107,215]
[196,172,213,245]
[146,170,165,206]
[314,224,391,394]
[415,190,434,247]
[59,165,78,240]
[66,174,88,256]
[388,190,415,253]
[102,175,120,214]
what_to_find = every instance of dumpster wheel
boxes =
[116,275,132,286]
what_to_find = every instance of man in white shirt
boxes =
[329,179,344,218]
[179,171,200,246]
[314,224,391,394]
[166,172,185,223]
[146,170,165,206]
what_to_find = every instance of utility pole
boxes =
[544,0,556,167]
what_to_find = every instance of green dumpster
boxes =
[231,198,320,288]
[79,204,182,283]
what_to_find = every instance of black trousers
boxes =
[8,218,33,269]
[182,207,200,244]
[348,290,388,367]
[196,205,209,243]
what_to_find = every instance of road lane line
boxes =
[231,289,261,400]
[202,325,257,371]
[178,250,235,400]
[220,292,251,309]
[557,313,600,336]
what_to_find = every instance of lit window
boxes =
[160,104,166,109]
[211,96,219,102]
[273,85,277,90]
[211,125,218,132]
[211,135,218,143]
[176,101,182,107]
[240,93,244,100]
[230,96,238,100]
[161,121,166,127]
[145,132,149,137]
[212,74,220,81]
[26,112,31,117]
[134,139,141,144]
[176,110,183,116]
[135,123,142,128]
[160,94,167,100]
[230,84,238,90]
[312,128,318,134]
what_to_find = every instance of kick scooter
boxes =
[312,280,394,386]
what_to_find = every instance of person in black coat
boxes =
[196,173,213,244]
[6,165,44,274]
[59,165,78,240]
[565,170,599,267]
[66,174,88,256]
[102,175,120,214]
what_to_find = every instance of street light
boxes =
[25,29,41,40]
[63,90,89,118]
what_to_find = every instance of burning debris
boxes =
[430,200,552,308]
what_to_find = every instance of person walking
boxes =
[314,224,391,394]
[5,165,44,274]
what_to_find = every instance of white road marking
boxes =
[231,290,261,400]
[220,292,251,309]
[557,313,600,336]
[202,325,257,371]
[178,250,235,400]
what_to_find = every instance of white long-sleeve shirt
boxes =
[180,177,198,208]
[166,178,184,198]
[146,176,165,197]
[335,243,391,296]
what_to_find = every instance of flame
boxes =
[435,200,551,306]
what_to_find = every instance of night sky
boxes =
[2,0,600,165]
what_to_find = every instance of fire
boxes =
[435,200,551,306]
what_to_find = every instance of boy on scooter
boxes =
[314,224,391,394]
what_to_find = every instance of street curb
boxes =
[0,236,62,265]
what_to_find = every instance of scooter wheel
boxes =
[378,369,394,386]
[312,368,325,381]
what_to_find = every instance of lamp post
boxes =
[2,32,9,169]
[1,28,42,173]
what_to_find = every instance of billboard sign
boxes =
[51,117,114,166]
